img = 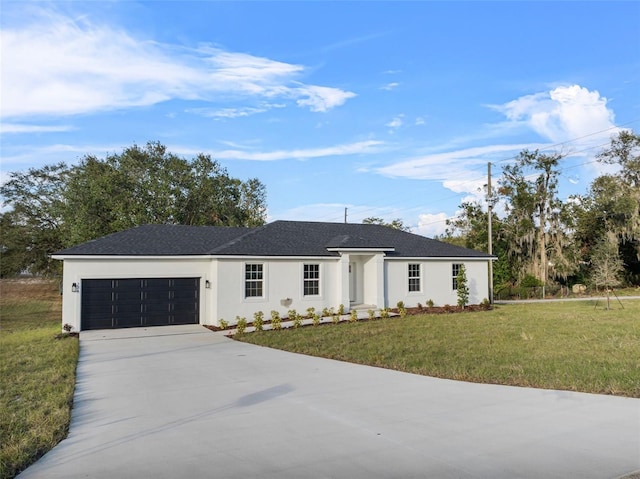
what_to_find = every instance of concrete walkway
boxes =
[18,325,640,479]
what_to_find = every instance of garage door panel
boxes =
[172,302,198,313]
[115,291,144,303]
[81,278,199,330]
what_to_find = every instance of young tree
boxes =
[590,232,624,310]
[456,264,469,309]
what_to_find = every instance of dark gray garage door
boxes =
[81,278,200,330]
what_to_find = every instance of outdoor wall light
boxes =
[71,282,79,293]
[205,280,211,289]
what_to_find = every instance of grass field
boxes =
[0,280,78,479]
[0,283,638,478]
[239,300,640,398]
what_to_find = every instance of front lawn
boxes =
[0,280,78,479]
[238,300,640,397]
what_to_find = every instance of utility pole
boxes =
[344,207,348,224]
[487,162,494,304]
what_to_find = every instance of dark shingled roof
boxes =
[54,220,492,258]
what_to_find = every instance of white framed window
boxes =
[452,263,462,290]
[245,263,264,298]
[408,263,421,292]
[303,264,320,296]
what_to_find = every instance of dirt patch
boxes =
[1,278,61,302]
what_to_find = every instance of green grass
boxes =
[0,281,79,479]
[239,300,640,398]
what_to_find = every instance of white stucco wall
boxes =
[214,257,344,324]
[59,257,212,331]
[58,254,491,331]
[385,259,490,308]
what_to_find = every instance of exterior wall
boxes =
[60,257,213,332]
[385,259,490,308]
[60,254,491,331]
[214,257,343,324]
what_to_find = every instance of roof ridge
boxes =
[207,223,266,254]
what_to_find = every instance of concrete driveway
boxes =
[18,325,640,479]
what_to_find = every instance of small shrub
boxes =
[380,308,390,319]
[287,309,297,321]
[306,307,315,318]
[368,309,375,320]
[253,311,264,331]
[397,301,407,318]
[349,309,358,322]
[417,302,423,311]
[443,304,453,313]
[62,323,73,332]
[219,319,229,330]
[312,313,321,327]
[236,316,247,335]
[480,298,491,310]
[270,310,282,330]
[293,314,302,329]
[338,304,345,315]
[426,299,434,308]
[456,264,469,309]
[322,307,333,317]
[332,314,340,324]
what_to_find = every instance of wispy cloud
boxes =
[1,7,356,119]
[1,124,75,134]
[386,114,404,133]
[174,140,384,162]
[186,103,285,119]
[380,82,399,91]
[374,84,622,197]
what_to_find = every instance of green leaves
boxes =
[0,141,268,277]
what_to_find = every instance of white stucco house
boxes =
[53,220,494,331]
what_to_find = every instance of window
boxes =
[303,264,320,296]
[408,263,421,292]
[452,263,462,290]
[245,264,263,298]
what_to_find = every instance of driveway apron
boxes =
[18,325,640,479]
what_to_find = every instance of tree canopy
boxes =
[0,142,267,277]
[442,130,640,289]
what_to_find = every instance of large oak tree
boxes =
[0,142,267,277]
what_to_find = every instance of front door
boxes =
[349,262,357,303]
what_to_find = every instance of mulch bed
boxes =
[203,304,492,332]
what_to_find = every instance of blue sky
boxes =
[2,1,639,236]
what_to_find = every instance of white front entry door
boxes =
[349,262,357,303]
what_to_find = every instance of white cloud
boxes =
[386,114,404,132]
[174,140,384,162]
[492,85,617,145]
[414,117,425,126]
[1,124,75,134]
[186,106,268,119]
[415,213,450,237]
[380,82,399,91]
[1,8,355,118]
[295,85,357,112]
[376,144,535,179]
